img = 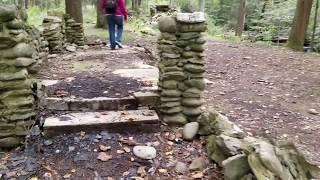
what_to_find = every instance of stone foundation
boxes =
[42,16,64,53]
[199,112,320,180]
[26,24,49,73]
[157,12,207,124]
[64,15,85,46]
[0,5,37,148]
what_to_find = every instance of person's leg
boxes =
[115,16,124,47]
[107,15,116,50]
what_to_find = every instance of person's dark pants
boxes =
[106,15,124,49]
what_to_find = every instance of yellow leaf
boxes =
[63,173,72,179]
[137,166,147,177]
[158,168,167,174]
[80,131,86,137]
[29,177,38,180]
[192,172,204,179]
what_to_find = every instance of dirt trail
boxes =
[204,40,320,164]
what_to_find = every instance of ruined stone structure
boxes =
[26,24,49,73]
[199,111,320,180]
[42,16,64,53]
[64,15,85,46]
[157,12,207,124]
[0,5,38,148]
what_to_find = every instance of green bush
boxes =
[27,6,46,27]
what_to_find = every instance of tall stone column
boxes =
[158,12,207,125]
[0,5,36,148]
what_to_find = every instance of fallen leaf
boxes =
[119,139,137,146]
[137,166,147,177]
[29,177,38,180]
[123,147,131,153]
[122,171,130,176]
[80,131,86,137]
[127,117,136,122]
[63,173,72,179]
[99,145,111,152]
[192,172,204,179]
[117,150,125,154]
[165,151,174,155]
[71,169,76,173]
[131,177,144,180]
[158,169,167,174]
[97,152,112,162]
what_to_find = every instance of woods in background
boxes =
[1,0,319,52]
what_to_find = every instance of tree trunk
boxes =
[287,0,314,51]
[169,0,176,8]
[311,0,319,49]
[235,0,246,36]
[199,0,205,12]
[65,0,83,23]
[96,0,107,28]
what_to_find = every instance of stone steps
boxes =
[42,91,159,111]
[43,110,160,135]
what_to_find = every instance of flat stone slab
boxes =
[43,110,159,131]
[44,97,137,111]
[176,12,206,23]
[112,68,159,85]
[133,92,159,107]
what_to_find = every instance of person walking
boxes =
[100,0,128,50]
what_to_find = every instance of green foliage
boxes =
[176,0,199,13]
[27,6,46,27]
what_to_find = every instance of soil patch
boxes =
[204,40,320,164]
[46,72,148,98]
[1,126,223,179]
[36,45,156,98]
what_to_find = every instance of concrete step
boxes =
[42,91,160,111]
[43,96,138,111]
[43,110,159,134]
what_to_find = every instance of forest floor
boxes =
[204,41,320,165]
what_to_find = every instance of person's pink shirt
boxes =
[100,0,128,20]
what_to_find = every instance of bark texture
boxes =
[287,0,314,51]
[96,0,107,28]
[235,0,246,36]
[65,0,83,23]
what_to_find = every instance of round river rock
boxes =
[133,146,157,160]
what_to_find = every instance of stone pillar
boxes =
[158,12,207,125]
[0,4,36,148]
[65,15,85,46]
[42,16,64,53]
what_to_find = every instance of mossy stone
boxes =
[0,137,21,148]
[0,5,17,22]
[177,23,207,33]
[184,79,206,90]
[163,113,187,125]
[181,98,203,107]
[161,89,182,97]
[163,71,186,81]
[184,64,205,73]
[158,16,177,33]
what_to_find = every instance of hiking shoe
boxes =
[116,42,123,48]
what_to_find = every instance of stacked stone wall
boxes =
[26,25,49,73]
[42,16,64,53]
[157,12,206,124]
[0,5,37,148]
[64,15,85,46]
